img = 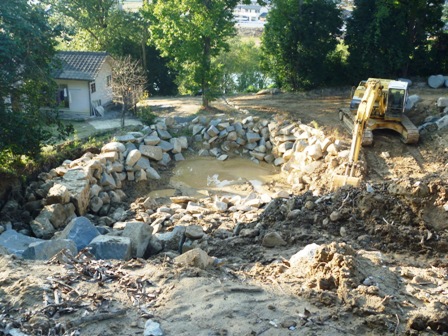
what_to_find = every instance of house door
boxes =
[57,85,70,108]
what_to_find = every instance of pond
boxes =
[147,156,283,198]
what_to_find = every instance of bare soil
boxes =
[1,85,448,336]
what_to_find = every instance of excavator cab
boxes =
[385,81,408,119]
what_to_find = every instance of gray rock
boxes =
[144,136,161,145]
[114,134,135,142]
[159,153,171,166]
[89,196,103,213]
[58,216,100,251]
[134,156,152,171]
[135,169,147,182]
[178,136,188,149]
[157,129,172,140]
[62,171,90,216]
[155,226,186,251]
[437,97,448,108]
[174,153,185,161]
[100,172,117,188]
[102,142,126,153]
[146,166,161,180]
[217,154,228,161]
[174,248,213,269]
[246,132,261,143]
[125,149,142,167]
[46,184,70,205]
[0,230,42,257]
[207,125,219,137]
[428,74,445,89]
[88,235,132,260]
[23,239,77,260]
[192,125,204,136]
[262,232,287,247]
[140,144,163,161]
[144,319,164,336]
[185,225,204,240]
[122,221,153,258]
[146,236,163,256]
[158,140,174,152]
[90,184,102,199]
[30,211,56,239]
[406,94,421,111]
[170,138,183,154]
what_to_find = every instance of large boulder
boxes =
[174,248,213,269]
[58,216,100,251]
[23,239,77,260]
[139,144,163,161]
[428,75,445,89]
[0,230,42,257]
[62,169,90,215]
[121,222,153,258]
[30,211,56,239]
[155,226,186,252]
[88,235,132,260]
[46,184,70,205]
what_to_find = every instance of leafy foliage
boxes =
[145,0,241,107]
[217,37,269,94]
[261,0,343,90]
[345,0,446,79]
[46,0,177,95]
[135,106,157,126]
[0,0,72,168]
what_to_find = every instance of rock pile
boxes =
[427,74,448,89]
[0,114,351,261]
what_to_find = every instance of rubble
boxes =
[1,93,448,335]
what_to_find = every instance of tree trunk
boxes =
[201,36,211,109]
[121,103,126,129]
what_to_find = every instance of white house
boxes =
[233,4,268,22]
[53,51,113,116]
[116,0,144,12]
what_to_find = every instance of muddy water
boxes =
[150,156,283,198]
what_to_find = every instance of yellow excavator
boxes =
[333,78,419,188]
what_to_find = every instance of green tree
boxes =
[145,0,244,108]
[261,0,343,90]
[46,0,177,95]
[217,37,269,94]
[0,0,72,168]
[345,0,445,79]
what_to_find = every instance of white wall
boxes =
[91,61,113,108]
[55,79,90,114]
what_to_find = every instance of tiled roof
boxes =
[53,51,110,81]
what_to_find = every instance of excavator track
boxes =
[339,108,373,146]
[338,108,419,145]
[400,114,420,144]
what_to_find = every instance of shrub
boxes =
[136,106,157,126]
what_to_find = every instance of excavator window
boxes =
[388,89,404,109]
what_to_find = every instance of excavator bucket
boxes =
[332,174,361,189]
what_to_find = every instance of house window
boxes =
[90,82,96,93]
[107,75,112,87]
[57,84,69,108]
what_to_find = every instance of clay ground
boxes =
[1,86,448,336]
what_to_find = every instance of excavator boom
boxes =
[333,79,382,188]
[333,78,419,189]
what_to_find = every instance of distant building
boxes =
[52,51,113,116]
[233,4,268,22]
[116,0,144,12]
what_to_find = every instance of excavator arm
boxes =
[333,79,382,188]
